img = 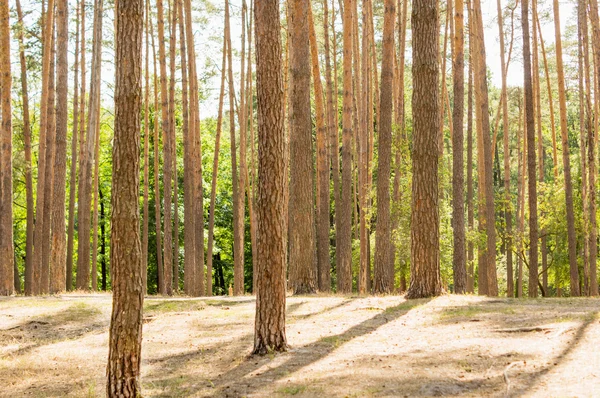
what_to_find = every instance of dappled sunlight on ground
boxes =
[0,294,599,397]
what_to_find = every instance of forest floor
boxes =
[0,294,599,397]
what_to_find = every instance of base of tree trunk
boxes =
[252,340,288,356]
[405,285,444,300]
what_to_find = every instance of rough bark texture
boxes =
[308,6,330,294]
[452,0,467,294]
[106,0,144,393]
[182,0,204,298]
[253,0,287,354]
[338,0,354,294]
[406,0,443,299]
[521,0,538,297]
[77,0,103,291]
[374,0,396,294]
[288,0,317,295]
[472,0,498,296]
[50,0,69,293]
[0,0,14,296]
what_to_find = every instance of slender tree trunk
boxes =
[288,0,317,295]
[327,0,340,294]
[406,0,443,299]
[516,92,525,298]
[452,0,467,294]
[205,36,226,298]
[374,0,396,294]
[182,0,204,297]
[0,0,14,296]
[466,55,474,293]
[16,0,35,294]
[473,0,498,296]
[105,0,144,391]
[157,0,173,296]
[177,0,194,296]
[337,0,354,293]
[586,0,600,296]
[169,0,179,292]
[31,0,55,295]
[90,106,101,291]
[150,15,164,294]
[496,0,513,297]
[41,28,56,295]
[253,0,288,354]
[521,0,538,297]
[142,0,151,293]
[225,0,244,296]
[48,0,69,294]
[77,0,103,291]
[308,6,330,294]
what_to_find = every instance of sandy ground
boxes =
[0,293,599,397]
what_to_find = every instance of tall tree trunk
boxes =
[150,15,164,294]
[496,0,512,297]
[178,0,194,296]
[253,0,288,354]
[105,0,144,391]
[472,0,498,296]
[326,0,339,294]
[205,34,227,297]
[157,0,173,296]
[308,6,330,294]
[0,0,13,296]
[288,0,317,295]
[406,0,443,299]
[91,108,101,290]
[49,0,69,294]
[466,55,474,293]
[516,92,525,298]
[31,0,55,295]
[41,28,56,294]
[521,0,538,297]
[169,0,179,292]
[182,0,204,297]
[452,0,467,294]
[338,0,354,293]
[142,0,151,293]
[374,0,396,294]
[77,0,103,291]
[16,0,34,295]
[586,0,600,296]
[225,0,244,296]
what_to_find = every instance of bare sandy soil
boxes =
[0,293,599,397]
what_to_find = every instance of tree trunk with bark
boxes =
[0,0,13,296]
[374,0,396,294]
[406,0,443,299]
[106,0,144,392]
[253,0,288,354]
[521,0,538,297]
[288,0,317,295]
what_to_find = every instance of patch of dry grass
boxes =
[1,294,599,397]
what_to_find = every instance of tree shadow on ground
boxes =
[0,302,106,358]
[206,298,431,397]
